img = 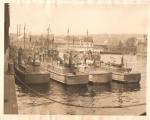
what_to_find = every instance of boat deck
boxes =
[18,64,49,74]
[84,67,111,74]
[48,63,88,76]
[112,71,141,75]
[88,70,111,75]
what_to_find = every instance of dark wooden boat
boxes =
[14,62,50,84]
[13,24,50,85]
[112,71,141,83]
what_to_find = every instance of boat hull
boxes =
[49,70,88,85]
[14,64,50,84]
[112,72,141,83]
[89,71,112,84]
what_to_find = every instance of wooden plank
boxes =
[4,74,18,114]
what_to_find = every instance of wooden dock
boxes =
[4,73,18,114]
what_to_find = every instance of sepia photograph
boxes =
[4,3,147,115]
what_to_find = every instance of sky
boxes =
[9,4,148,35]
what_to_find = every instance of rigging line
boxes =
[15,73,146,109]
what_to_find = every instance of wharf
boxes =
[4,73,18,114]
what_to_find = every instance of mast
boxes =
[52,34,54,49]
[19,24,21,36]
[86,29,88,51]
[40,34,43,48]
[16,24,19,44]
[67,28,69,50]
[17,24,18,37]
[29,32,32,49]
[73,35,75,49]
[52,34,54,65]
[47,25,50,50]
[23,24,26,49]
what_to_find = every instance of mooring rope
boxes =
[15,73,146,109]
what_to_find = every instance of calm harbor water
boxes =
[15,54,146,115]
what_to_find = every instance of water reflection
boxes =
[89,83,112,93]
[49,80,88,95]
[16,81,50,95]
[110,82,140,92]
[16,79,141,97]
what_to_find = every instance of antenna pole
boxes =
[17,24,18,37]
[47,25,50,49]
[19,24,21,36]
[87,29,88,51]
[24,24,26,49]
[67,28,69,50]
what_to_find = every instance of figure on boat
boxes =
[18,47,23,64]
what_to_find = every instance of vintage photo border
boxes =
[0,0,150,119]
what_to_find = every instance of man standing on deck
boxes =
[18,47,23,64]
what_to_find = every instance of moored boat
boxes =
[14,62,50,84]
[49,69,88,85]
[82,65,112,84]
[88,70,112,84]
[112,71,141,83]
[103,56,141,83]
[48,60,88,85]
[47,29,89,85]
[14,25,50,85]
